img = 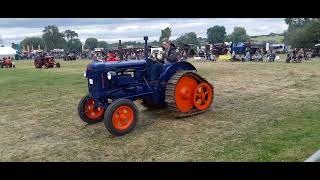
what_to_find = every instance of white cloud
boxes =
[0,18,288,46]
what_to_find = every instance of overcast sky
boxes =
[0,18,288,46]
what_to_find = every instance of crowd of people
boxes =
[230,47,313,63]
[17,51,65,60]
[102,45,190,62]
[89,40,192,63]
[88,49,146,61]
[197,45,314,63]
[89,40,184,64]
[123,50,144,60]
[16,50,96,60]
[286,48,312,63]
[90,42,314,64]
[19,52,36,60]
[231,49,270,62]
[13,42,316,65]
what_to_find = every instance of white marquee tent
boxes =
[0,47,17,59]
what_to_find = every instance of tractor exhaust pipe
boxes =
[118,40,123,61]
[144,36,148,60]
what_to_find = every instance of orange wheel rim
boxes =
[85,98,105,120]
[112,106,134,130]
[175,75,198,112]
[193,83,213,111]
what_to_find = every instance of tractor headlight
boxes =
[107,71,116,80]
[107,72,112,80]
[89,79,93,84]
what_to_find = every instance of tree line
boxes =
[18,25,252,52]
[284,18,320,48]
[158,26,250,47]
[19,25,109,52]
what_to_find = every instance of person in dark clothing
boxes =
[161,40,178,64]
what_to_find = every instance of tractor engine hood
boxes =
[84,60,148,100]
[87,60,147,72]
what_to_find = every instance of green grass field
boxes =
[0,58,319,162]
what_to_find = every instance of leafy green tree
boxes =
[149,40,159,46]
[284,18,317,31]
[20,37,45,50]
[227,27,250,43]
[159,27,172,43]
[84,38,98,50]
[64,30,78,42]
[284,20,320,48]
[67,39,82,52]
[97,41,109,49]
[207,26,226,44]
[63,29,82,51]
[176,32,200,46]
[42,25,66,50]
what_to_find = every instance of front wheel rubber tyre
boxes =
[104,99,139,136]
[78,94,105,124]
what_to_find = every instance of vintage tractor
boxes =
[78,36,214,136]
[64,50,78,61]
[0,58,15,68]
[211,43,228,56]
[34,55,61,69]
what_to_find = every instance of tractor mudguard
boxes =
[139,62,197,107]
[159,61,197,83]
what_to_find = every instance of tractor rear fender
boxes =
[159,61,197,83]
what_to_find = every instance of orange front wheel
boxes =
[112,106,134,130]
[85,99,105,120]
[78,95,105,124]
[104,99,139,136]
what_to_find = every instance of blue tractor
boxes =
[230,42,247,54]
[78,36,214,136]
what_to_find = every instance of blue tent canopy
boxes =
[231,42,247,54]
